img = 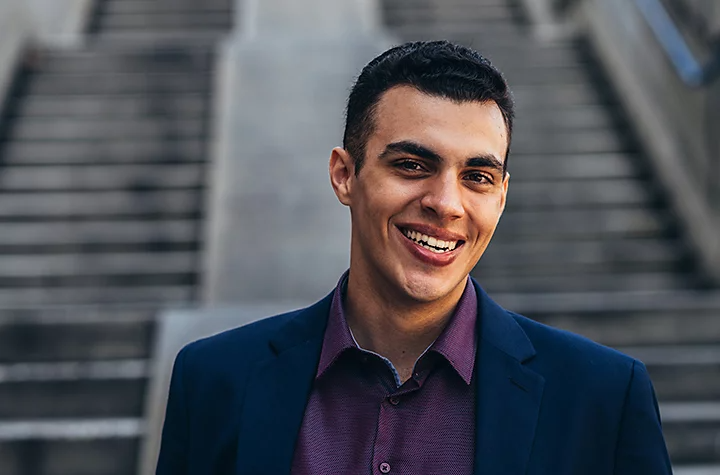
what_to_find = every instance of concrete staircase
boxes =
[382,0,720,470]
[0,0,231,473]
[89,0,233,37]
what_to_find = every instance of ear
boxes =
[498,171,510,218]
[329,147,354,206]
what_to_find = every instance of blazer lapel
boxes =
[472,282,545,475]
[235,294,332,475]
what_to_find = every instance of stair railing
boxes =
[552,0,720,279]
[634,0,720,87]
[635,0,720,221]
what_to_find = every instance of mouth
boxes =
[398,226,465,254]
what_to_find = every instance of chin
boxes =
[400,269,464,303]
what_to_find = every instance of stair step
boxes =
[2,139,206,164]
[673,464,720,475]
[501,66,593,86]
[520,305,720,348]
[506,179,654,208]
[661,402,720,464]
[513,105,616,130]
[20,76,209,97]
[512,83,609,106]
[508,153,640,180]
[0,190,201,218]
[0,310,154,362]
[33,49,213,75]
[0,429,138,475]
[625,346,720,366]
[0,252,196,278]
[383,5,514,23]
[478,238,685,272]
[511,130,629,154]
[500,289,720,314]
[475,271,698,293]
[0,164,203,191]
[0,418,142,440]
[0,379,145,419]
[0,360,148,382]
[0,220,197,247]
[674,466,720,475]
[390,28,584,61]
[10,118,204,141]
[496,208,671,239]
[0,285,192,306]
[97,13,232,31]
[621,346,720,401]
[105,0,232,15]
[0,360,148,418]
[24,72,210,95]
[11,94,207,119]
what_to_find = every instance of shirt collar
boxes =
[316,271,478,385]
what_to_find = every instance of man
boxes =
[156,41,672,474]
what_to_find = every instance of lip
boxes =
[395,223,466,242]
[395,225,464,267]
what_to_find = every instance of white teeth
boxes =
[401,228,459,253]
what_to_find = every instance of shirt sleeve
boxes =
[613,359,673,474]
[155,346,190,475]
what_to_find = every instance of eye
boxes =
[464,172,493,184]
[395,160,426,173]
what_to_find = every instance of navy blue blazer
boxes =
[156,279,672,475]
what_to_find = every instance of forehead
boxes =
[370,85,508,161]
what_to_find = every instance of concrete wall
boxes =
[202,0,395,303]
[0,1,31,108]
[0,0,94,109]
[23,0,94,46]
[580,0,720,280]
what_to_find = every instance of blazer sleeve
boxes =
[156,346,190,475]
[613,360,673,474]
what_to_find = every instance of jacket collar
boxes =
[268,290,334,355]
[472,279,545,475]
[236,278,544,475]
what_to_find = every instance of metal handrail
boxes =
[633,0,720,87]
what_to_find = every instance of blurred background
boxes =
[0,0,718,473]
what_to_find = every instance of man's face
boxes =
[332,85,509,304]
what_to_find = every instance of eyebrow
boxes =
[379,140,505,173]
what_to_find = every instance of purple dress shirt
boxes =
[291,274,478,475]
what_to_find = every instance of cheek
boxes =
[468,195,505,235]
[364,179,417,214]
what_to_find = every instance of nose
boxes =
[419,172,465,221]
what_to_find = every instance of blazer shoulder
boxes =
[508,311,638,383]
[179,308,302,376]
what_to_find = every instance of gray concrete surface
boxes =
[0,0,94,114]
[202,0,395,303]
[23,0,94,46]
[138,302,310,475]
[0,1,30,109]
[579,0,720,280]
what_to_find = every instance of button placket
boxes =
[373,398,393,475]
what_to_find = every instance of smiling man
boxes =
[156,41,672,475]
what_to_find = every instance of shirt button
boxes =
[379,462,391,473]
[389,396,399,406]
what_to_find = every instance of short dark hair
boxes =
[343,40,514,175]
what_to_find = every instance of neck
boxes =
[343,269,468,382]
